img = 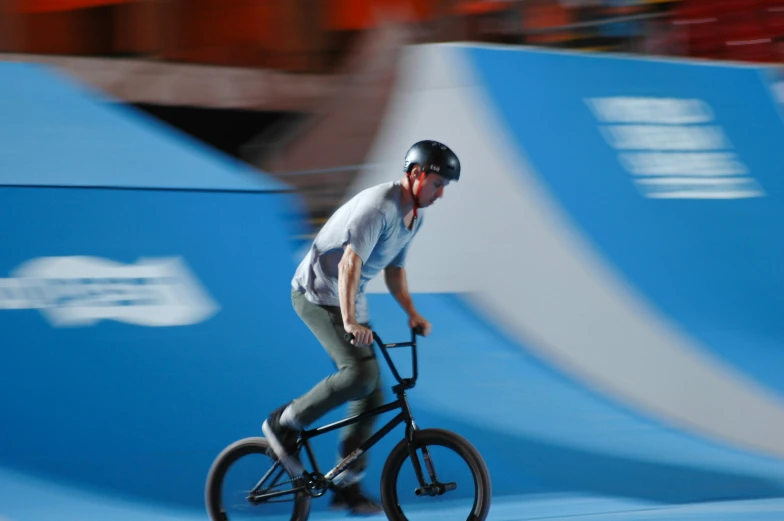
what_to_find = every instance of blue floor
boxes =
[2,465,784,521]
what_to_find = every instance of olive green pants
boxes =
[288,289,384,473]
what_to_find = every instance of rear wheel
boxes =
[205,436,311,521]
[380,428,491,521]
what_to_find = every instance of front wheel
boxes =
[380,428,491,521]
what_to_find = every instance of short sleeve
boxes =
[389,243,410,268]
[342,207,385,263]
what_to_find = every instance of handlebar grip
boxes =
[345,326,424,343]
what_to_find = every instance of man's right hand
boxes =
[345,322,373,347]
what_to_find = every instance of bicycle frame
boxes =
[249,328,430,502]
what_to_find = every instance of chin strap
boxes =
[407,171,425,226]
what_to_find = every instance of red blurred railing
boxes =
[1,0,783,73]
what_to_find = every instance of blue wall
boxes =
[0,187,316,509]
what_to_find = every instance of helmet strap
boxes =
[407,170,425,228]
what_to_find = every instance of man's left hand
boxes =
[409,313,432,336]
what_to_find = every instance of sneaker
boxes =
[329,482,383,515]
[262,404,304,476]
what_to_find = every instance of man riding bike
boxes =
[262,140,461,515]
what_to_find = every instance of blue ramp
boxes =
[0,62,314,515]
[5,44,784,521]
[355,41,784,513]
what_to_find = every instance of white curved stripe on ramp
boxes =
[354,43,784,460]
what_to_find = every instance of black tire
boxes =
[205,436,311,521]
[380,428,491,521]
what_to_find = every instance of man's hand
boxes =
[345,322,374,346]
[408,313,431,336]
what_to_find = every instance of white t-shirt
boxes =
[292,181,424,323]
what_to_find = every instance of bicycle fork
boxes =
[400,391,457,497]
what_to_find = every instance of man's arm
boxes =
[385,266,432,335]
[338,245,363,326]
[384,266,418,317]
[339,245,373,345]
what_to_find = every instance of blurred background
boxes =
[2,2,784,521]
[4,0,784,222]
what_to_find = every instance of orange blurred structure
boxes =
[671,0,784,62]
[18,0,134,12]
[2,0,784,73]
[0,0,445,71]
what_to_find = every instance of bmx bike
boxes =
[205,327,492,521]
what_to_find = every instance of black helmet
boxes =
[403,140,461,181]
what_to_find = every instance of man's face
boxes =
[412,168,450,207]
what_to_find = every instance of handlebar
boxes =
[343,325,425,344]
[343,326,424,388]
